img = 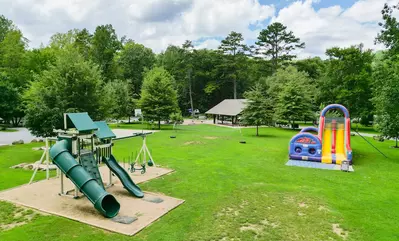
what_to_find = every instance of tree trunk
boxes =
[158,120,161,130]
[128,116,131,123]
[233,78,237,99]
[11,117,22,127]
[396,137,398,148]
[233,51,237,99]
[188,68,195,119]
[256,125,259,136]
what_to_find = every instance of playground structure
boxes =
[49,113,147,217]
[289,104,353,165]
[0,112,184,235]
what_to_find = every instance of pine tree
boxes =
[241,83,274,136]
[219,31,249,99]
[139,67,179,129]
[256,22,305,72]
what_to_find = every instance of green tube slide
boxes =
[49,140,120,218]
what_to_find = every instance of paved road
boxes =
[0,128,158,146]
[0,128,37,146]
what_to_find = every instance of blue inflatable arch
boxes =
[320,104,350,118]
[300,127,318,133]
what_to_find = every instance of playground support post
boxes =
[46,138,49,180]
[107,140,113,188]
[29,138,51,184]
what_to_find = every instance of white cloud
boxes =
[128,0,193,22]
[0,0,275,52]
[273,0,388,58]
[0,0,394,57]
[342,0,398,23]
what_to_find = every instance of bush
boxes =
[170,111,184,124]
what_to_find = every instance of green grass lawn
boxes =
[0,124,19,132]
[109,122,174,130]
[1,125,399,240]
[0,128,18,132]
[351,124,380,135]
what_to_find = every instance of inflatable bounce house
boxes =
[289,104,352,165]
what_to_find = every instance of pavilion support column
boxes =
[222,116,224,124]
[213,115,216,124]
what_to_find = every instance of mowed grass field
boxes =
[0,124,398,240]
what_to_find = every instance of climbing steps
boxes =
[80,150,104,189]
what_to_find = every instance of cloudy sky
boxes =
[0,0,395,58]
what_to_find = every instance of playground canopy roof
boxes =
[205,99,247,116]
[66,113,98,132]
[94,121,116,139]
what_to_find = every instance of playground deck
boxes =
[0,165,184,236]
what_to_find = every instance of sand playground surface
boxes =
[0,165,184,236]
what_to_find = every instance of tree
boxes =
[139,67,178,129]
[117,40,156,96]
[0,80,23,126]
[74,28,92,60]
[182,40,195,118]
[375,3,399,56]
[159,43,199,116]
[102,79,135,121]
[241,83,273,136]
[0,30,30,125]
[256,22,305,72]
[275,83,314,126]
[0,15,14,42]
[270,67,314,125]
[49,29,79,49]
[320,45,374,122]
[91,24,122,81]
[372,57,399,147]
[170,111,184,125]
[218,31,249,99]
[293,57,325,80]
[25,47,57,75]
[0,30,29,87]
[24,48,105,137]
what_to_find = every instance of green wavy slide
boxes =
[102,155,144,198]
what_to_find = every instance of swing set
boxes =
[127,132,155,174]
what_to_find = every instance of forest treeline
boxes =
[0,3,399,142]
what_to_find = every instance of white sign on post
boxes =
[134,109,142,117]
